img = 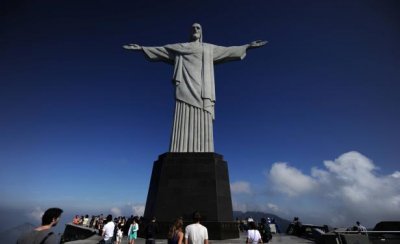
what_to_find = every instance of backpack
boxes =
[259,223,272,242]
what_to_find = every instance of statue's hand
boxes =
[123,44,142,50]
[249,40,268,48]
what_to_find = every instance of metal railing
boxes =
[329,230,400,244]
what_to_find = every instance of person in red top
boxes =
[72,215,80,225]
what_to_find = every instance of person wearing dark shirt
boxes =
[17,207,63,244]
[145,217,159,244]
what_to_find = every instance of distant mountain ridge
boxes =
[233,211,291,232]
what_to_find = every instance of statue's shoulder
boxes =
[165,43,184,49]
[164,43,193,52]
[166,42,209,53]
[202,43,214,48]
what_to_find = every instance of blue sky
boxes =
[1,0,399,231]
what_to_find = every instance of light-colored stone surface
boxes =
[129,233,314,244]
[66,233,314,244]
[123,23,267,153]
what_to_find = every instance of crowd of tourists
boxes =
[16,207,277,244]
[71,211,210,244]
[239,217,275,243]
[166,214,276,244]
[72,214,142,243]
[70,212,278,244]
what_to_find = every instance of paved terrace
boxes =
[66,232,314,244]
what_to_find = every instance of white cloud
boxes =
[323,151,378,188]
[232,201,249,213]
[317,151,399,207]
[264,151,400,227]
[107,203,145,217]
[268,162,317,196]
[131,205,145,217]
[231,201,270,214]
[231,181,252,194]
[392,171,400,178]
[110,207,122,217]
[27,207,44,222]
[267,203,279,212]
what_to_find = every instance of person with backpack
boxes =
[145,217,159,244]
[258,218,272,243]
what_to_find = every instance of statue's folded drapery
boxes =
[142,42,248,152]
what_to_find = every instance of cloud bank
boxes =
[231,181,252,194]
[269,162,317,196]
[110,207,122,217]
[110,203,145,217]
[27,207,44,223]
[269,151,400,227]
[233,151,400,228]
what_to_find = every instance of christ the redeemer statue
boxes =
[123,23,267,153]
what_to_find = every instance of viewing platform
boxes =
[63,221,400,243]
[64,230,313,244]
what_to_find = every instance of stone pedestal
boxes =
[143,152,239,240]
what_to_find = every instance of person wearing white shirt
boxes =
[356,221,368,236]
[185,211,208,244]
[246,221,262,244]
[102,215,115,244]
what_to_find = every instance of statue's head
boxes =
[190,23,202,42]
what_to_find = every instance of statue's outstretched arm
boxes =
[123,44,174,63]
[123,43,143,50]
[247,40,268,49]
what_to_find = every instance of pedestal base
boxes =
[143,153,239,240]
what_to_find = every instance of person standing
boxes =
[258,218,272,243]
[271,218,280,233]
[185,211,208,244]
[145,217,159,244]
[17,207,63,244]
[356,221,368,235]
[115,224,123,244]
[128,218,139,244]
[246,221,263,244]
[82,214,90,227]
[102,214,115,244]
[72,215,80,225]
[168,218,184,244]
[97,214,104,233]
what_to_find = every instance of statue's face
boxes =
[191,23,202,41]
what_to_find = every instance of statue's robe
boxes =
[142,42,248,152]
